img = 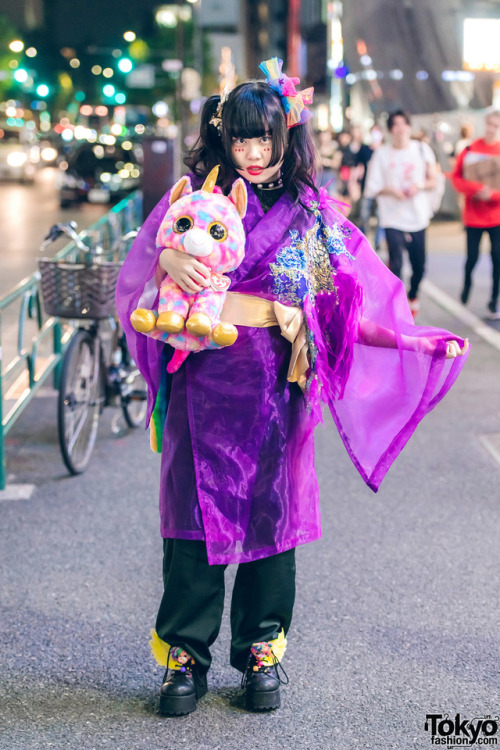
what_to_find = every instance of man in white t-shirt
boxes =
[364,110,437,317]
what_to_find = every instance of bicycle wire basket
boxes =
[38,256,122,319]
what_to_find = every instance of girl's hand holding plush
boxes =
[158,247,211,294]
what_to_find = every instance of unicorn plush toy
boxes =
[130,166,247,373]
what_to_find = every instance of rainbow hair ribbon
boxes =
[258,57,314,128]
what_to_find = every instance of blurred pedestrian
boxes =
[116,67,468,719]
[364,109,437,318]
[342,124,373,209]
[335,129,352,198]
[358,123,385,249]
[453,123,474,158]
[316,128,338,197]
[452,124,475,214]
[451,109,500,319]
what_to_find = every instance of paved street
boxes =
[1,216,500,750]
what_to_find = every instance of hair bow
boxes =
[258,57,314,128]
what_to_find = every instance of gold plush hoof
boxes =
[211,322,238,347]
[130,308,157,333]
[186,313,212,337]
[156,311,185,333]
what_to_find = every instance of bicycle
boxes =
[38,222,147,475]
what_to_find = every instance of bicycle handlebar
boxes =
[40,223,139,256]
[40,222,92,254]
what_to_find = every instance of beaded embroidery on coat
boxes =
[269,204,356,400]
[269,204,354,307]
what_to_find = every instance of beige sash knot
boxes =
[220,292,309,391]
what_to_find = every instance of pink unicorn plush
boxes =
[130,166,247,373]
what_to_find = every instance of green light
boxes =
[36,84,50,97]
[14,68,29,83]
[115,92,127,104]
[103,84,116,97]
[118,58,133,73]
[75,90,86,102]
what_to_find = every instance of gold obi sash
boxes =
[220,291,309,391]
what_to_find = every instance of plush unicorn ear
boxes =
[229,178,247,219]
[201,165,219,193]
[169,175,192,205]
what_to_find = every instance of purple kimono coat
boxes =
[116,177,469,565]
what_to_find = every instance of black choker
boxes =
[255,178,283,190]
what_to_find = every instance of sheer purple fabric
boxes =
[115,178,469,564]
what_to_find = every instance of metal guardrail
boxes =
[0,191,142,490]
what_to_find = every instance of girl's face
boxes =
[231,132,283,184]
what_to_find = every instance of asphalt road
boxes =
[1,211,500,749]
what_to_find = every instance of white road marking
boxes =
[0,484,36,501]
[422,279,500,352]
[478,434,500,467]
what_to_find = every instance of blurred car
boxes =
[0,128,38,183]
[58,142,142,208]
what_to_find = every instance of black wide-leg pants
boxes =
[155,539,296,675]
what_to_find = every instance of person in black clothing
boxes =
[341,124,373,213]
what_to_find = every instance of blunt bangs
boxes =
[222,82,287,170]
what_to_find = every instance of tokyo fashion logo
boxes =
[425,714,499,746]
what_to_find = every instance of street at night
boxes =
[0,168,108,295]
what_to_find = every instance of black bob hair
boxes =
[387,109,412,131]
[184,81,318,206]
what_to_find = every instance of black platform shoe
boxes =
[241,652,288,712]
[159,650,207,716]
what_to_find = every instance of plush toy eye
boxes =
[173,216,193,233]
[207,221,227,242]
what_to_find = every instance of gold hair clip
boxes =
[209,87,229,134]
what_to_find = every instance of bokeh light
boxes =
[118,58,133,73]
[9,40,24,53]
[153,101,169,117]
[14,68,29,83]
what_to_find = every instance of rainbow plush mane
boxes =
[130,166,247,373]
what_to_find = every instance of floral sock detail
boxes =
[149,629,195,670]
[168,646,195,672]
[250,628,287,668]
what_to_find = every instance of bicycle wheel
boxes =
[58,329,101,474]
[121,364,148,428]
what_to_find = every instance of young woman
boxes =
[116,59,468,717]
